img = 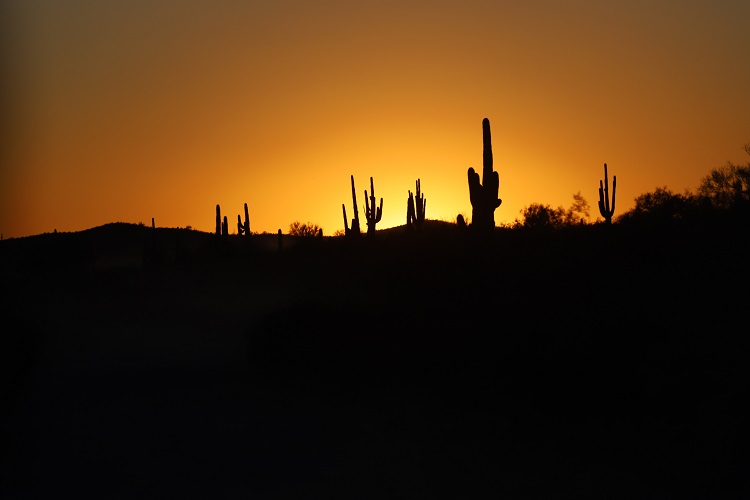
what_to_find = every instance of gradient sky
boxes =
[3,0,749,238]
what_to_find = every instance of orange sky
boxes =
[3,0,749,238]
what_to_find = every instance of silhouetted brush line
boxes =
[467,118,502,233]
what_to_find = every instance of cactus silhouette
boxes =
[467,118,502,233]
[222,216,228,236]
[343,175,361,237]
[598,163,616,224]
[406,179,426,231]
[237,215,244,235]
[242,203,250,236]
[365,176,383,235]
[215,204,222,236]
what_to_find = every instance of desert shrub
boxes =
[289,221,322,237]
[697,162,750,210]
[517,203,567,229]
[618,187,697,223]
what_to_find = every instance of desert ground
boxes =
[2,220,748,498]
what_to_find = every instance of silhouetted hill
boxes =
[2,218,749,498]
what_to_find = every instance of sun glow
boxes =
[2,1,749,239]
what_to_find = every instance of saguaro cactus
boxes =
[215,204,222,236]
[467,118,502,233]
[237,215,244,235]
[406,179,426,231]
[222,216,229,236]
[242,203,250,236]
[343,175,361,236]
[598,163,616,224]
[365,176,383,235]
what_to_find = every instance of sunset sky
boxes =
[3,0,749,239]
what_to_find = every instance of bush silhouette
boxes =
[288,221,322,237]
[697,162,750,210]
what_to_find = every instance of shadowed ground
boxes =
[1,221,748,498]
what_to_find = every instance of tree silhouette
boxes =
[289,221,322,237]
[567,191,590,224]
[697,162,750,210]
[618,186,696,223]
[517,203,567,229]
[516,193,590,228]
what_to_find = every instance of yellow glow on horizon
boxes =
[2,1,749,239]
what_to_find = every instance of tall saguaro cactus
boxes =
[598,163,616,224]
[365,176,383,235]
[215,204,222,236]
[343,175,361,237]
[467,118,502,232]
[406,178,426,231]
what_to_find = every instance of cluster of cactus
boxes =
[342,175,361,237]
[215,204,228,236]
[342,175,383,236]
[207,119,620,239]
[215,203,251,236]
[598,163,616,224]
[237,203,250,236]
[467,118,502,233]
[406,179,426,231]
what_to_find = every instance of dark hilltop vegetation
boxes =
[2,120,750,498]
[1,209,749,499]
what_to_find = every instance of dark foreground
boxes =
[2,221,749,498]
